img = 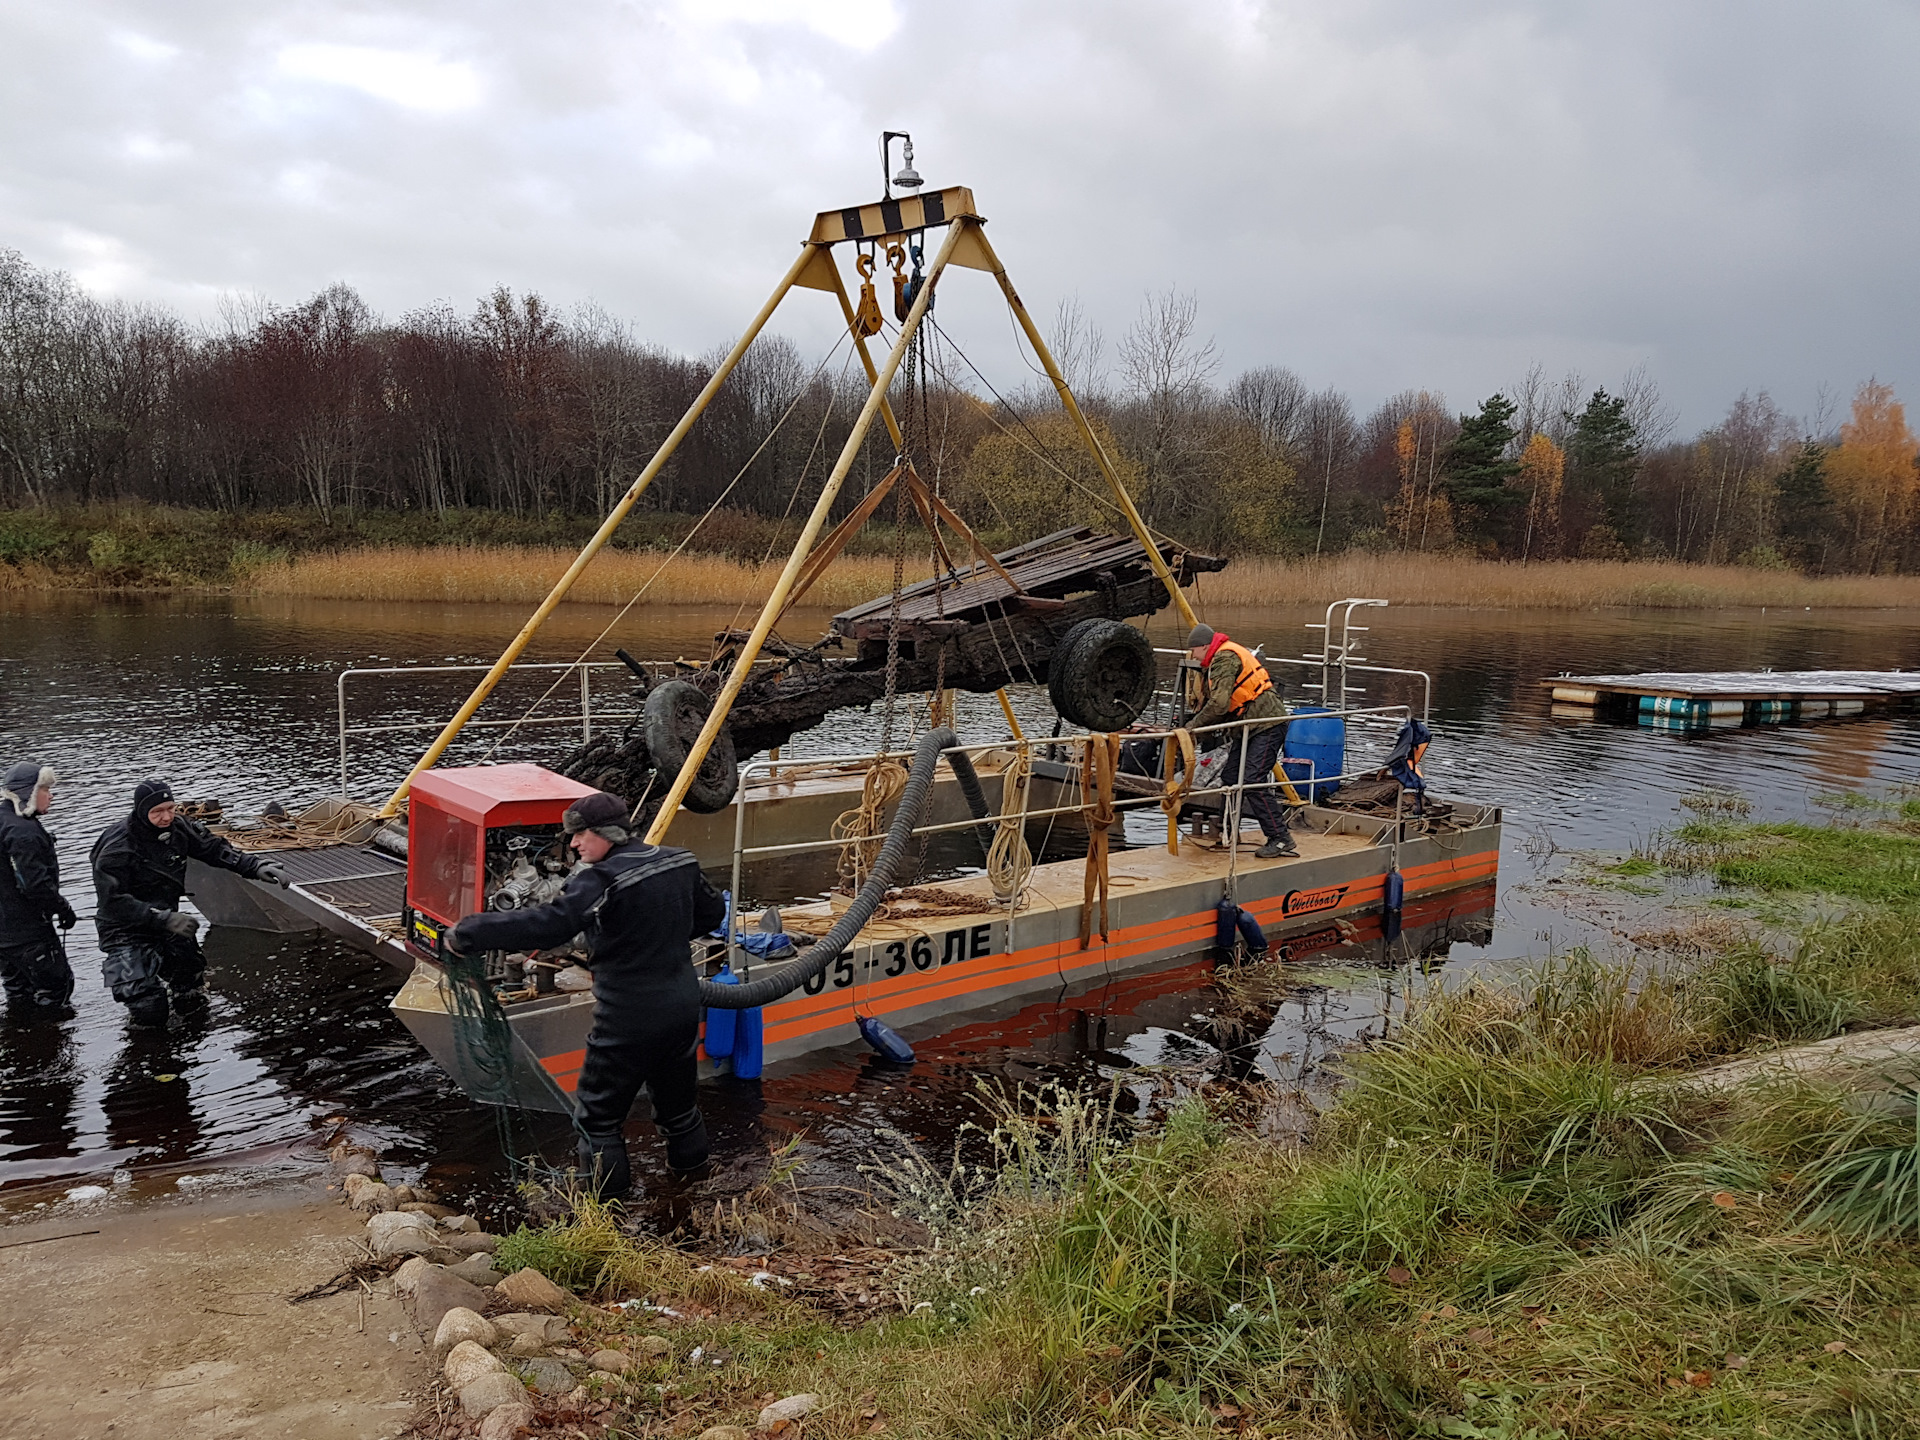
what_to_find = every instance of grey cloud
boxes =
[1,0,1913,430]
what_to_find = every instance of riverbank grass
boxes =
[485,805,1920,1438]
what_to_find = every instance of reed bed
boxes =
[244,544,930,609]
[1192,552,1920,609]
[243,544,1920,611]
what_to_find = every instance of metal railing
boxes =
[719,699,1421,974]
[335,662,643,801]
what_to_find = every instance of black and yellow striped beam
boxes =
[809,185,979,245]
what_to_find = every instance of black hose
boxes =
[700,726,972,1010]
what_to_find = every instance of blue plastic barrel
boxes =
[702,964,738,1059]
[1283,706,1346,802]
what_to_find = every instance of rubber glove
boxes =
[162,910,201,939]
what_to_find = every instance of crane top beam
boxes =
[809,185,980,245]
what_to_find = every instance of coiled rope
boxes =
[987,744,1033,905]
[832,758,908,891]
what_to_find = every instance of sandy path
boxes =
[0,1187,430,1440]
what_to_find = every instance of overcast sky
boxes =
[4,0,1915,433]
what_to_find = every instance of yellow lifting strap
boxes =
[1159,728,1196,855]
[1080,732,1120,949]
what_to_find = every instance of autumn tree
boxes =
[1511,433,1565,560]
[1826,381,1919,571]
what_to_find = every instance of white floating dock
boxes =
[1542,670,1920,723]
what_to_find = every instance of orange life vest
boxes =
[1205,637,1273,714]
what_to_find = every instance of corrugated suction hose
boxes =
[699,727,988,1010]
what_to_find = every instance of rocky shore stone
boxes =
[588,1348,632,1373]
[491,1312,569,1344]
[758,1394,821,1429]
[697,1427,751,1440]
[494,1267,570,1312]
[478,1402,535,1440]
[344,1174,398,1212]
[507,1333,546,1358]
[445,1255,502,1287]
[517,1356,576,1395]
[329,1142,380,1178]
[411,1267,490,1335]
[392,1257,431,1295]
[441,1214,482,1234]
[634,1335,672,1358]
[368,1210,433,1241]
[460,1371,528,1419]
[444,1339,505,1390]
[432,1307,498,1360]
[439,1232,499,1255]
[376,1229,439,1259]
[401,1200,455,1219]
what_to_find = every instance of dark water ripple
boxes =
[4,593,1920,1215]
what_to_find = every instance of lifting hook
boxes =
[851,251,884,338]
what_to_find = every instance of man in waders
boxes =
[90,778,288,1027]
[1187,624,1298,858]
[0,760,78,1013]
[446,791,724,1199]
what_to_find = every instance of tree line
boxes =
[3,247,1915,570]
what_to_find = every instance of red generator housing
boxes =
[404,763,598,959]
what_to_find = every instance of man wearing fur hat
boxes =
[89,778,289,1027]
[447,790,724,1199]
[0,760,77,1012]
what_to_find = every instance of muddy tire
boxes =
[644,680,738,814]
[1047,618,1156,732]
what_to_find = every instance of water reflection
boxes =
[4,590,1920,1208]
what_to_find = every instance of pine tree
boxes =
[1442,393,1520,546]
[1774,442,1835,572]
[1566,389,1640,554]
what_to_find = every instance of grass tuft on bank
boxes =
[480,805,1920,1438]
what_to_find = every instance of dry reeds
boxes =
[1191,552,1920,609]
[245,545,929,609]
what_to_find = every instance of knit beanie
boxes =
[561,791,632,844]
[1186,623,1216,651]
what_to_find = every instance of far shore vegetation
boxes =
[6,247,1920,598]
[472,793,1920,1438]
[8,504,1920,611]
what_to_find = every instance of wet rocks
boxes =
[460,1370,529,1419]
[441,1214,482,1234]
[329,1142,381,1179]
[432,1307,498,1360]
[444,1339,505,1390]
[494,1267,570,1312]
[344,1174,398,1213]
[759,1394,822,1429]
[368,1210,440,1259]
[479,1402,535,1439]
[400,1200,456,1220]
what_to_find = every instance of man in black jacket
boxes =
[0,760,78,1012]
[448,791,724,1199]
[90,778,288,1027]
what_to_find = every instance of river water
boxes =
[4,591,1919,1221]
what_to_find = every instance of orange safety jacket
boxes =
[1201,635,1275,715]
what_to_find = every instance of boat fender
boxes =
[1215,896,1240,952]
[1383,869,1405,942]
[858,1015,916,1065]
[1234,907,1268,955]
[703,964,739,1060]
[733,1005,764,1078]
